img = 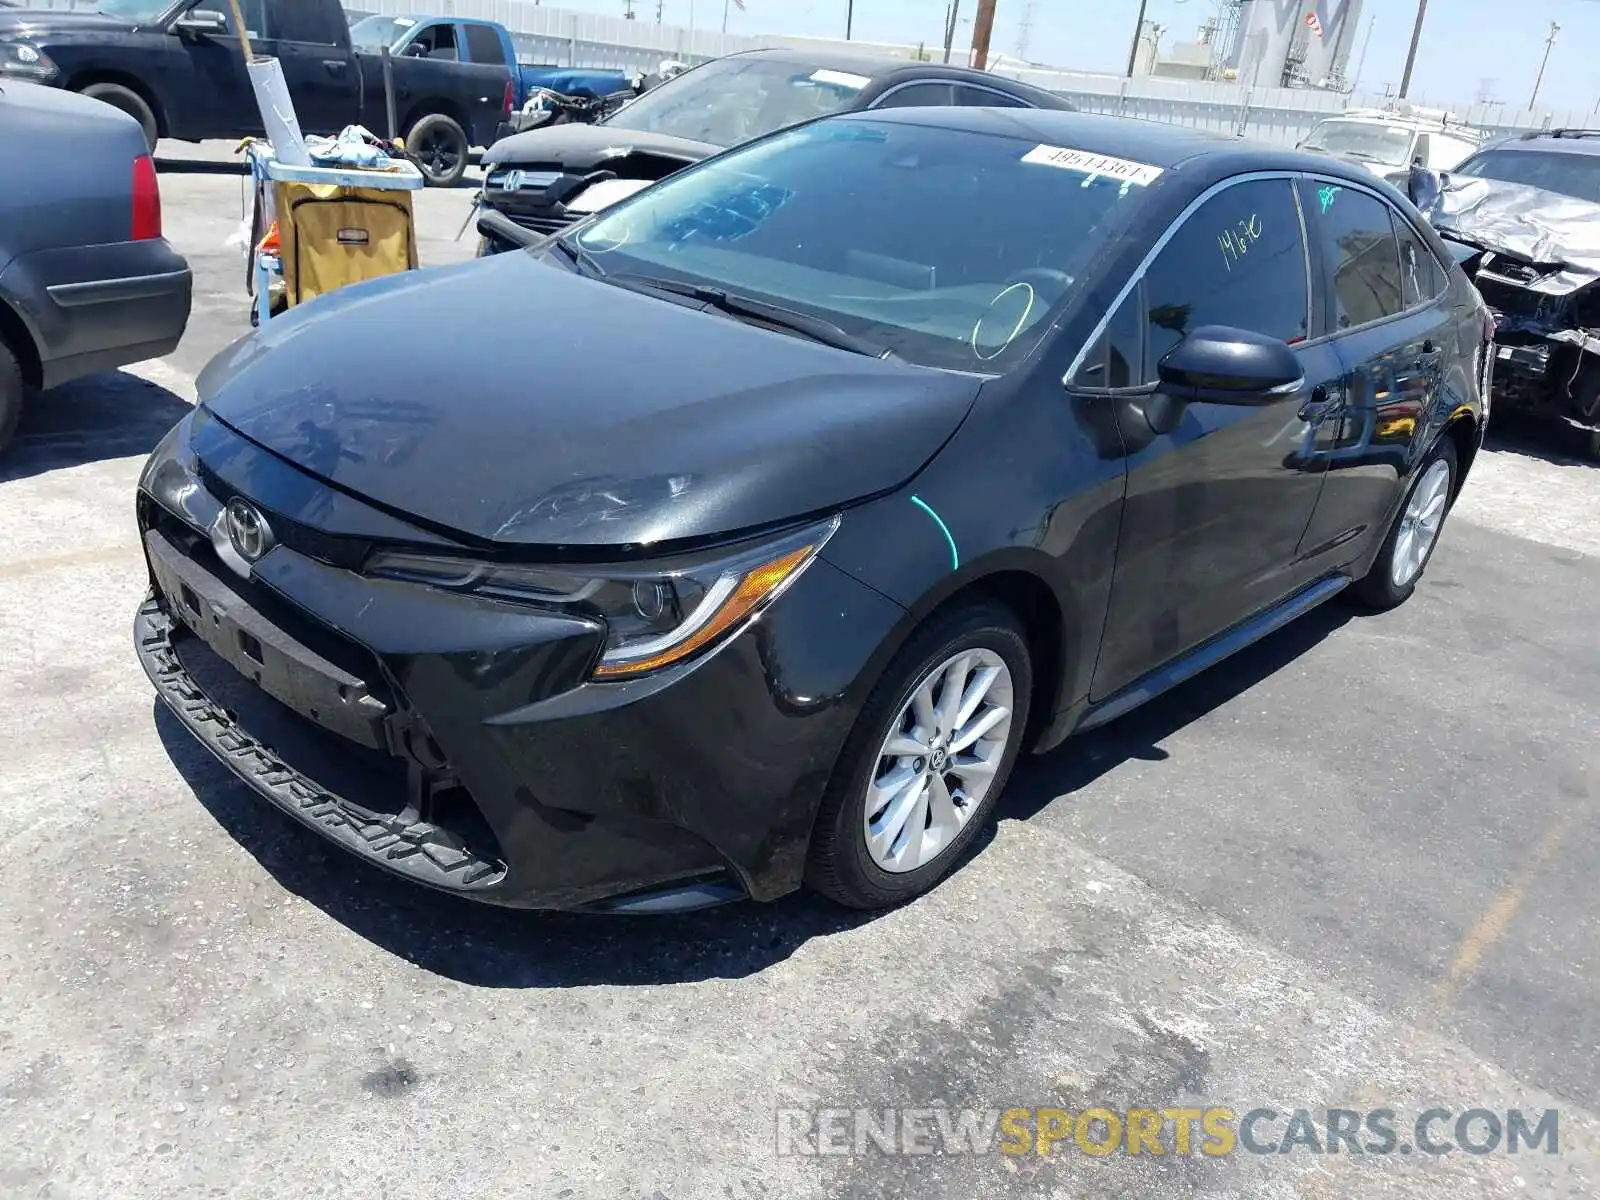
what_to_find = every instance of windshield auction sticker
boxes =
[1022,145,1164,186]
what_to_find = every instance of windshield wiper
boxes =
[546,235,609,279]
[608,274,894,359]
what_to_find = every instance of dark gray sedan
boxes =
[0,80,192,451]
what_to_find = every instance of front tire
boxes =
[79,83,158,152]
[1351,436,1458,611]
[806,601,1033,910]
[406,113,469,187]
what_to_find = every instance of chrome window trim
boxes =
[948,81,1033,107]
[868,79,1034,110]
[868,80,958,109]
[1062,170,1314,384]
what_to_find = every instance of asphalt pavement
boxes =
[0,144,1596,1199]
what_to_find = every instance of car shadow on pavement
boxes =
[153,702,880,988]
[1000,597,1356,822]
[2,370,191,482]
[1482,415,1596,468]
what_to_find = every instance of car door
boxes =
[173,0,269,138]
[458,22,516,144]
[1084,173,1348,701]
[1293,177,1459,560]
[268,0,358,135]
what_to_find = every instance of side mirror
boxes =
[173,8,228,37]
[1156,325,1303,405]
[401,41,428,58]
[1407,164,1443,209]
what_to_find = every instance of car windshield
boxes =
[602,56,870,147]
[95,0,171,19]
[565,118,1152,372]
[1301,120,1413,165]
[1453,147,1600,205]
[348,15,419,52]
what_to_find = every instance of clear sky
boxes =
[559,0,1600,114]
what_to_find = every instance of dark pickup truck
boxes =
[0,0,516,184]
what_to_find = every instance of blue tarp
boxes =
[518,67,634,99]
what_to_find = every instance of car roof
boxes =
[722,46,1054,90]
[832,106,1390,184]
[1488,129,1600,156]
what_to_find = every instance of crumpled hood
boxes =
[195,252,980,550]
[1425,176,1600,271]
[481,121,717,170]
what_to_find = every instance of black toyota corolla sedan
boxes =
[135,109,1489,914]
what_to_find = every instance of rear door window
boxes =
[1301,181,1405,330]
[274,0,343,44]
[1140,177,1311,376]
[874,82,957,108]
[463,24,507,66]
[951,85,1028,108]
[1392,213,1446,310]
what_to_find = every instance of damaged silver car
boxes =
[1419,128,1600,458]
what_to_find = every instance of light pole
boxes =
[1529,21,1560,110]
[1398,0,1427,98]
[1126,0,1150,77]
[846,0,854,40]
[943,0,961,63]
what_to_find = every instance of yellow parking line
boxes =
[1429,811,1573,1006]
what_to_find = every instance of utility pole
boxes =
[1126,0,1150,78]
[846,0,855,40]
[1529,21,1559,111]
[943,0,961,64]
[1016,0,1035,60]
[1398,0,1427,98]
[971,0,997,71]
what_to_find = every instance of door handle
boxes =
[1298,385,1341,422]
[323,59,348,74]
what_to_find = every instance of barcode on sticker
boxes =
[1022,145,1164,186]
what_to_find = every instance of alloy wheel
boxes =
[863,649,1014,874]
[1390,458,1452,589]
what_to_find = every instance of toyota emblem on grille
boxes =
[224,499,274,563]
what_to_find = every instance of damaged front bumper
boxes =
[1450,245,1600,432]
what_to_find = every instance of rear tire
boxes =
[79,82,158,152]
[1351,437,1458,611]
[0,340,24,455]
[406,113,469,187]
[806,601,1033,910]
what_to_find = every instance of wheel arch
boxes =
[856,552,1078,756]
[1442,408,1481,497]
[66,70,168,138]
[0,296,43,389]
[402,99,472,142]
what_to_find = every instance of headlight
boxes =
[364,516,839,680]
[0,42,58,81]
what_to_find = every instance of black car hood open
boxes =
[1426,176,1600,272]
[195,252,980,550]
[481,121,719,170]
